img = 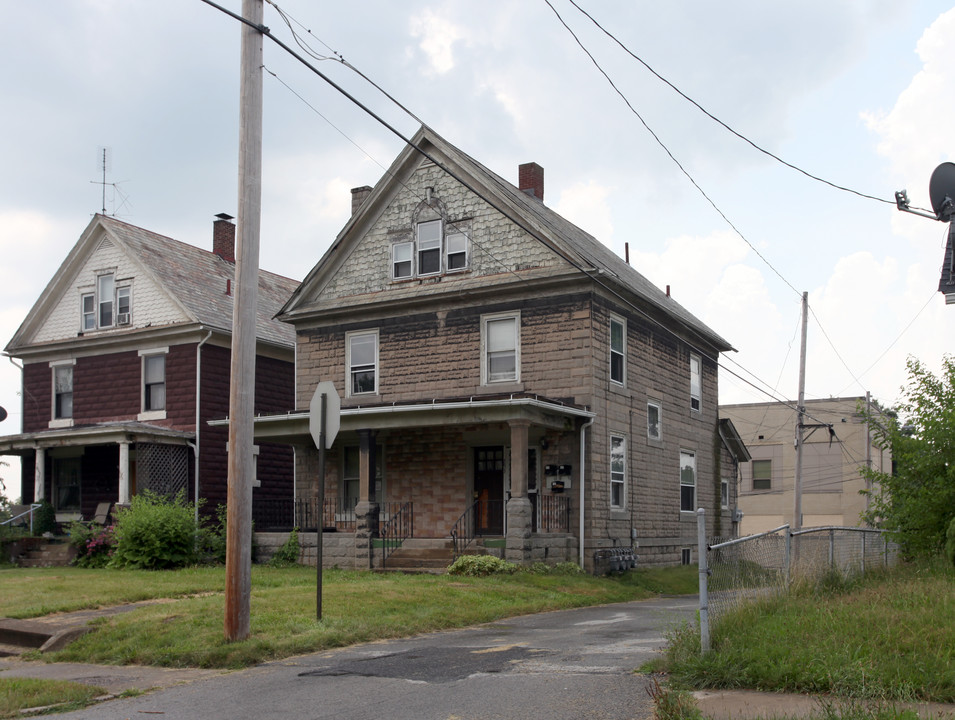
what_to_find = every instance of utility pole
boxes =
[225,0,263,642]
[792,291,808,533]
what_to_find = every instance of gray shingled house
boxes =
[0,214,298,524]
[253,126,741,571]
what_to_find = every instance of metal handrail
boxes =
[380,502,413,568]
[0,503,42,534]
[450,499,479,560]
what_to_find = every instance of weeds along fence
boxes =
[696,508,899,652]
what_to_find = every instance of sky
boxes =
[2,1,955,500]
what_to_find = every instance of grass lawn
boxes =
[0,563,698,669]
[661,559,955,705]
[0,678,109,719]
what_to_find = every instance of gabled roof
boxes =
[718,417,752,463]
[281,126,732,353]
[6,215,298,353]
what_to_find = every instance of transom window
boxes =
[610,315,626,385]
[610,435,626,508]
[392,219,470,280]
[347,330,379,396]
[680,449,696,512]
[482,313,519,384]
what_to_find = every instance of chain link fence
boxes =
[697,509,899,652]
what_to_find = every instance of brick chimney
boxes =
[213,213,235,263]
[519,162,544,202]
[351,186,373,216]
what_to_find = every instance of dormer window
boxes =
[82,273,131,330]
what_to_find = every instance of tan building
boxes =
[720,397,891,535]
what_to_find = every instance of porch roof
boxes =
[220,394,595,445]
[0,422,194,456]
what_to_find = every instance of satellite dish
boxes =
[0,406,7,423]
[929,162,955,221]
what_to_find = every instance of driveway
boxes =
[49,595,696,719]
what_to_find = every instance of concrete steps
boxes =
[16,540,76,568]
[381,538,502,573]
[0,618,90,657]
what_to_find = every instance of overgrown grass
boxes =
[0,678,108,718]
[663,559,955,704]
[0,564,693,669]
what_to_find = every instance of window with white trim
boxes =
[690,353,701,412]
[391,218,470,280]
[610,315,625,385]
[347,330,378,396]
[647,402,661,441]
[143,354,166,412]
[482,312,519,384]
[83,273,131,330]
[721,479,730,509]
[680,449,696,512]
[610,435,626,508]
[53,364,73,420]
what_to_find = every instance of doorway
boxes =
[473,446,505,535]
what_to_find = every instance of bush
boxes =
[68,521,116,568]
[269,528,301,567]
[33,500,56,536]
[447,554,517,576]
[110,491,200,569]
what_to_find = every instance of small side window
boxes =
[446,231,468,271]
[393,242,413,279]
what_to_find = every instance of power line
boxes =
[561,0,931,213]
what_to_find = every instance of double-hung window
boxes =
[143,353,166,412]
[752,459,772,491]
[98,274,115,327]
[647,402,661,441]
[416,219,442,275]
[482,312,519,384]
[610,435,626,508]
[52,362,74,421]
[392,218,470,280]
[347,330,378,396]
[610,315,626,385]
[81,294,96,330]
[680,450,696,512]
[689,353,701,412]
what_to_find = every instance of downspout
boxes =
[194,329,213,525]
[579,415,595,569]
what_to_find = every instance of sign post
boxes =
[309,382,340,620]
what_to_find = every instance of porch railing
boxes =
[252,497,357,533]
[0,504,42,534]
[380,502,413,567]
[537,494,571,533]
[450,498,506,560]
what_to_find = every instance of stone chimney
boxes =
[213,213,235,263]
[351,186,373,216]
[519,162,544,201]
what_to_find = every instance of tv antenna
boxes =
[91,147,131,216]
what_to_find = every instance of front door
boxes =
[473,446,505,535]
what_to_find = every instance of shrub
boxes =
[447,554,517,576]
[269,528,301,567]
[946,516,955,568]
[33,500,56,536]
[110,491,200,569]
[68,521,116,568]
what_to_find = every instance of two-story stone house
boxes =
[253,127,739,570]
[0,214,298,523]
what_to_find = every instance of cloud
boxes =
[409,10,465,75]
[554,180,615,247]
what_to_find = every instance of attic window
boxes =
[83,273,131,331]
[391,216,470,280]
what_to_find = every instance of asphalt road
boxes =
[52,595,697,720]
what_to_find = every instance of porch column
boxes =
[34,447,45,502]
[354,429,379,570]
[118,441,131,505]
[506,419,533,564]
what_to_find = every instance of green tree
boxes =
[862,355,955,557]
